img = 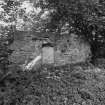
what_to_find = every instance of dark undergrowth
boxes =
[0,62,105,105]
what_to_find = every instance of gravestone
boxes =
[42,46,54,64]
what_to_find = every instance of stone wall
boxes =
[54,34,91,65]
[9,32,91,66]
[9,31,42,65]
[41,33,91,66]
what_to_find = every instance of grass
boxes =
[0,62,105,105]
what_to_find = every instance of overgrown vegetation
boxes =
[1,0,105,105]
[38,0,105,63]
[1,63,105,105]
[0,26,14,74]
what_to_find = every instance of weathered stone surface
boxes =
[9,31,42,65]
[42,47,54,64]
[9,32,91,67]
[54,34,91,65]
